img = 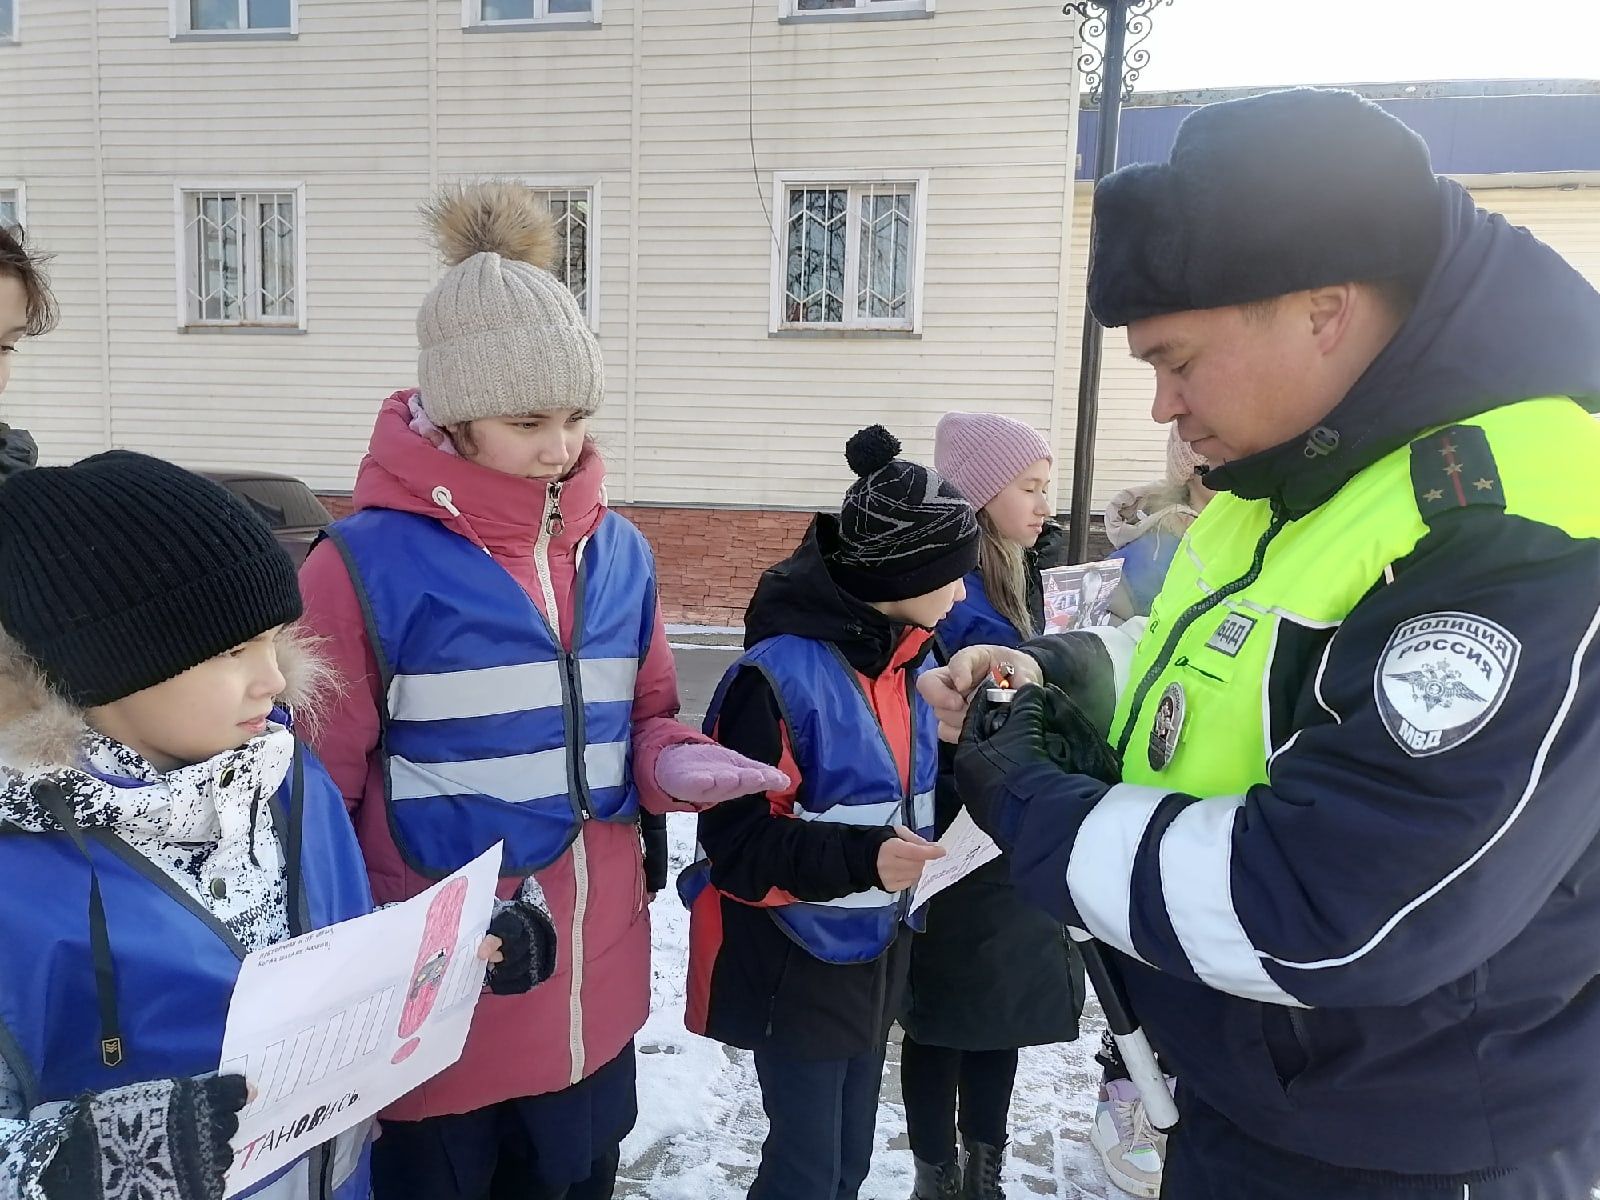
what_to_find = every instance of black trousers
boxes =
[900,1036,1019,1164]
[748,1044,888,1200]
[1162,1088,1600,1200]
[371,1044,636,1200]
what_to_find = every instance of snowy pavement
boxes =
[616,816,1124,1200]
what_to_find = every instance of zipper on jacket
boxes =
[1114,506,1289,757]
[567,830,590,1085]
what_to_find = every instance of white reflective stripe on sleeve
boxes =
[1064,783,1168,963]
[796,799,901,827]
[812,887,897,910]
[583,740,630,790]
[388,661,564,722]
[1159,797,1306,1006]
[579,657,639,705]
[911,789,935,830]
[1078,624,1140,699]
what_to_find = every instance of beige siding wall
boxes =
[631,0,1075,505]
[0,2,106,462]
[1,0,1077,500]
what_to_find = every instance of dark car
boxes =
[200,470,332,566]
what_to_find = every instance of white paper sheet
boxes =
[220,843,502,1196]
[911,808,1002,910]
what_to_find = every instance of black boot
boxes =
[909,1157,962,1199]
[959,1137,1006,1200]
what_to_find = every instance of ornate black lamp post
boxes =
[1064,0,1172,562]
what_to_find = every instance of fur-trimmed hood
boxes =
[0,624,327,772]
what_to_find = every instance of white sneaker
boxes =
[1090,1077,1167,1198]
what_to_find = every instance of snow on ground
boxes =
[616,817,1127,1199]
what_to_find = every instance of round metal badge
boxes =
[1148,681,1187,772]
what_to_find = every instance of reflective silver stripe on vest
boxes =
[390,740,629,804]
[793,790,935,830]
[387,658,639,723]
[813,886,898,909]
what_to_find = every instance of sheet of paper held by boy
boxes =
[911,808,1002,911]
[220,843,503,1196]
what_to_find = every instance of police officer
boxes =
[921,88,1600,1199]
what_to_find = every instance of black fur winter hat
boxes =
[1088,87,1443,328]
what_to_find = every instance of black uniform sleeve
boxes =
[697,666,895,904]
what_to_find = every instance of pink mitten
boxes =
[655,743,791,808]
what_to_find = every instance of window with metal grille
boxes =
[182,0,294,32]
[530,187,594,323]
[180,189,301,328]
[469,0,596,25]
[787,0,932,16]
[777,180,921,332]
[0,188,21,233]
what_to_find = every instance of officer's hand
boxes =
[954,685,1060,820]
[955,685,1123,838]
[876,826,946,892]
[918,646,1044,742]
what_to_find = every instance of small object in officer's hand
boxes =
[981,665,1017,737]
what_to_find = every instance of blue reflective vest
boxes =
[0,746,374,1200]
[694,634,939,965]
[326,508,655,877]
[936,570,1028,656]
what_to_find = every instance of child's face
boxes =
[873,577,968,631]
[454,410,588,481]
[86,627,287,772]
[983,457,1052,547]
[0,274,28,398]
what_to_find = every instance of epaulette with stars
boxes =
[1408,424,1505,522]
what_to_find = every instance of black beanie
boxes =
[0,451,303,707]
[1088,87,1443,328]
[827,426,979,604]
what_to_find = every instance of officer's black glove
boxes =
[954,684,1122,841]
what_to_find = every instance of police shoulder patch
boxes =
[1374,611,1521,757]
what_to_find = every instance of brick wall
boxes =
[314,496,1107,627]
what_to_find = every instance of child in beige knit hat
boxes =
[297,182,788,1200]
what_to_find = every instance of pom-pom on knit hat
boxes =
[416,181,605,427]
[828,425,980,603]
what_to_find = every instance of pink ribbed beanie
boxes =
[933,411,1053,510]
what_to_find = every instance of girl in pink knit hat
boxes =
[897,411,1086,1200]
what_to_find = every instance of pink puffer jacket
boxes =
[298,390,708,1119]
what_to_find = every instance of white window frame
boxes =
[173,181,308,332]
[769,170,929,335]
[170,0,298,40]
[778,0,933,22]
[0,183,25,232]
[519,178,601,333]
[0,0,18,45]
[462,0,601,32]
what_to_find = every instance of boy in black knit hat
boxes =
[679,426,979,1200]
[0,452,553,1200]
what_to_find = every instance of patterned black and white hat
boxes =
[828,425,980,603]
